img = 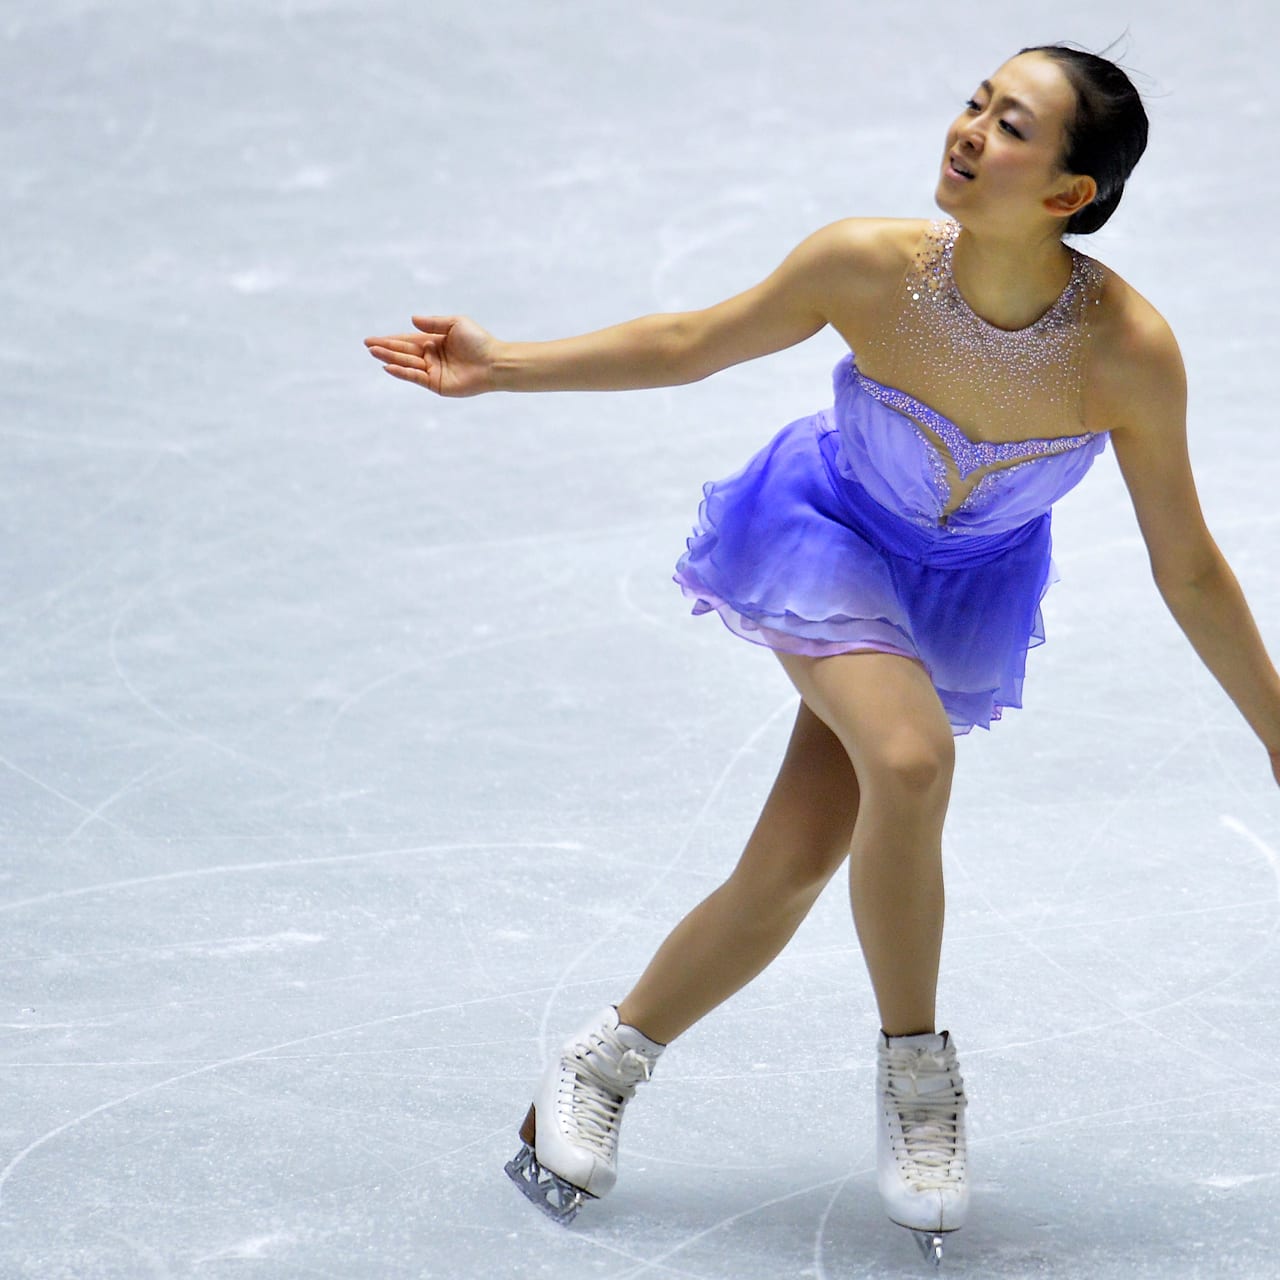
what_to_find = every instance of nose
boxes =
[957,119,984,155]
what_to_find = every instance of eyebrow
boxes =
[980,79,1038,120]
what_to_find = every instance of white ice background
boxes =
[2,1,1279,1277]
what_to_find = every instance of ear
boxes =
[1044,173,1098,219]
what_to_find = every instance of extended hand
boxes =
[364,315,496,397]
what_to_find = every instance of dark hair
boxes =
[1019,44,1149,235]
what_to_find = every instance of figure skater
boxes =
[365,44,1280,1264]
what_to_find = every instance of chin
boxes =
[933,182,960,216]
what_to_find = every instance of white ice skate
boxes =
[505,1006,664,1224]
[876,1029,968,1267]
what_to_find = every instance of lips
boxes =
[947,152,976,180]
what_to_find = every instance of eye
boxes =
[964,98,981,112]
[999,120,1024,139]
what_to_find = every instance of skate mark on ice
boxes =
[612,1146,781,1173]
[0,982,618,1204]
[536,695,797,1060]
[106,570,305,783]
[611,1165,871,1280]
[192,1232,296,1267]
[1199,1171,1280,1190]
[392,1122,516,1179]
[954,814,1280,1092]
[812,1168,859,1280]
[950,893,1273,946]
[59,758,182,847]
[649,190,761,304]
[0,840,582,915]
[0,752,130,835]
[440,863,503,996]
[973,1085,1260,1148]
[1220,815,1280,888]
[0,927,326,969]
[102,1227,175,1280]
[1020,724,1206,932]
[3,451,170,628]
[548,1230,712,1280]
[1118,816,1280,1025]
[320,616,617,746]
[617,563,683,635]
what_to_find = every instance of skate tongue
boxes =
[884,1030,948,1053]
[610,1008,667,1059]
[571,1009,664,1092]
[884,1031,956,1098]
[614,1027,665,1066]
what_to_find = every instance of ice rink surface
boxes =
[3,1,1279,1276]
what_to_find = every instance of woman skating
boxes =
[365,44,1280,1262]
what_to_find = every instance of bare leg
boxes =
[777,652,954,1037]
[617,700,859,1045]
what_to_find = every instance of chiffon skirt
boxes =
[673,412,1057,735]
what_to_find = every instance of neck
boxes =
[949,223,1073,331]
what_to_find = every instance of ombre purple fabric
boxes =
[674,353,1109,733]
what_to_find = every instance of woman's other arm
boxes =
[364,220,883,396]
[1104,300,1280,783]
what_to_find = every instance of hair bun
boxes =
[1020,45,1149,236]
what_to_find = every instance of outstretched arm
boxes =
[1106,306,1280,784]
[364,220,873,395]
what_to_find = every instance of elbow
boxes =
[664,311,717,384]
[1151,544,1227,606]
[1147,519,1225,600]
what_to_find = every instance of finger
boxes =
[366,338,429,358]
[370,345,428,371]
[382,363,436,391]
[412,315,455,334]
[365,334,436,350]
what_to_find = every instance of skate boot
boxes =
[876,1029,968,1267]
[505,1006,664,1224]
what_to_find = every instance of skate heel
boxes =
[911,1230,947,1267]
[506,1007,663,1222]
[504,1104,591,1225]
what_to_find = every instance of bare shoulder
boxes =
[794,218,927,335]
[1086,260,1187,434]
[803,216,927,281]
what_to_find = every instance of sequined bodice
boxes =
[830,355,1107,534]
[834,219,1108,531]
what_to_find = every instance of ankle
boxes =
[882,1025,937,1040]
[613,1001,670,1049]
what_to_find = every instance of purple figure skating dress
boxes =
[675,220,1108,734]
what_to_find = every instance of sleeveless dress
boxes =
[673,220,1109,735]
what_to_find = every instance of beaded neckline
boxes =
[842,219,1106,524]
[843,355,1100,477]
[936,219,1087,336]
[852,217,1106,441]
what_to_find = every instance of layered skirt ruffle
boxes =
[673,412,1056,735]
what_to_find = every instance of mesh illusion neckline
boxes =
[856,218,1105,447]
[931,219,1090,337]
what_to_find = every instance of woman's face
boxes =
[936,52,1085,232]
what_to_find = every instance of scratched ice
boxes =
[2,2,1278,1277]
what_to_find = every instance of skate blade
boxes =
[911,1230,946,1267]
[504,1143,592,1225]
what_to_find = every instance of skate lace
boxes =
[883,1046,966,1191]
[560,1026,655,1160]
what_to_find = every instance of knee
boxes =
[862,730,955,803]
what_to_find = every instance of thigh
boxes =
[728,699,860,893]
[775,650,955,786]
